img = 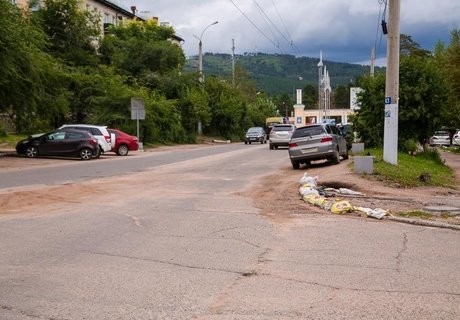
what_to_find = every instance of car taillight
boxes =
[105,135,111,143]
[90,138,98,145]
[289,142,297,148]
[321,136,333,143]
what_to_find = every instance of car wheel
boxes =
[270,144,274,150]
[331,148,340,164]
[244,141,247,145]
[25,146,38,158]
[260,140,264,144]
[80,148,92,160]
[342,148,349,160]
[116,144,129,156]
[94,147,102,159]
[291,161,300,169]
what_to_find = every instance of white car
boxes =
[429,130,451,147]
[58,124,115,155]
[453,130,460,146]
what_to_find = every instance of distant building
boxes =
[11,0,183,46]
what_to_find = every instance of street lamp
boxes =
[193,21,218,135]
[194,21,218,83]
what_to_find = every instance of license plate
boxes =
[301,147,318,154]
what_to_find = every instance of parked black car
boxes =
[16,130,99,160]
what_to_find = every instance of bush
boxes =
[417,149,444,165]
[401,139,418,153]
[0,123,6,137]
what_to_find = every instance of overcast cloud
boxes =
[120,0,459,65]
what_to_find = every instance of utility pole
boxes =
[383,0,400,165]
[232,39,235,86]
[370,46,375,77]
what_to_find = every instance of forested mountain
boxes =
[185,53,382,95]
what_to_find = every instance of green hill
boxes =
[185,53,383,96]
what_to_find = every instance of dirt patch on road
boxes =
[246,153,460,226]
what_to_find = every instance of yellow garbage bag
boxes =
[330,200,353,214]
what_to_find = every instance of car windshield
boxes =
[435,131,449,136]
[292,126,325,138]
[272,125,293,132]
[247,128,262,133]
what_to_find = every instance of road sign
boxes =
[131,97,145,120]
[385,97,392,104]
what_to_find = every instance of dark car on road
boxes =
[108,128,139,156]
[16,130,99,160]
[288,123,348,169]
[244,127,267,144]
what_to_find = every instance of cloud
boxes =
[123,0,459,64]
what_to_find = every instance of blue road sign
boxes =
[385,97,391,104]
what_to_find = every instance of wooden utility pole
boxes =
[383,0,400,165]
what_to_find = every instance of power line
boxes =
[229,0,281,52]
[270,0,302,55]
[253,0,285,52]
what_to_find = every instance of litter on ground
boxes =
[298,173,389,219]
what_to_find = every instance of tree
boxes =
[99,20,185,80]
[0,0,69,132]
[37,0,101,66]
[302,84,317,108]
[332,84,349,109]
[353,52,450,148]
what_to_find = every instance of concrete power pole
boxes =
[383,0,400,165]
[232,39,235,86]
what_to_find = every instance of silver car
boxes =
[288,124,348,169]
[269,124,295,149]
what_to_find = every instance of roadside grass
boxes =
[394,210,435,219]
[356,148,456,188]
[0,133,27,149]
[449,146,460,154]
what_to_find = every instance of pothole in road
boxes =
[318,181,355,189]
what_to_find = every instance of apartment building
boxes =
[11,0,183,45]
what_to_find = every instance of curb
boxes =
[386,216,460,231]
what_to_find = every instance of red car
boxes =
[107,129,139,156]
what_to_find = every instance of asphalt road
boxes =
[0,143,459,319]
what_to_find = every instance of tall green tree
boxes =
[99,20,185,81]
[302,84,317,108]
[37,0,100,66]
[332,84,349,109]
[0,0,69,132]
[352,36,450,148]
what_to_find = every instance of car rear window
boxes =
[90,128,103,135]
[292,126,325,138]
[272,125,294,131]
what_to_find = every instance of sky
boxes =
[119,0,459,66]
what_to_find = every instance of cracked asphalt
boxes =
[0,143,459,319]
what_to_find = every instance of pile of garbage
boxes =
[298,173,389,220]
